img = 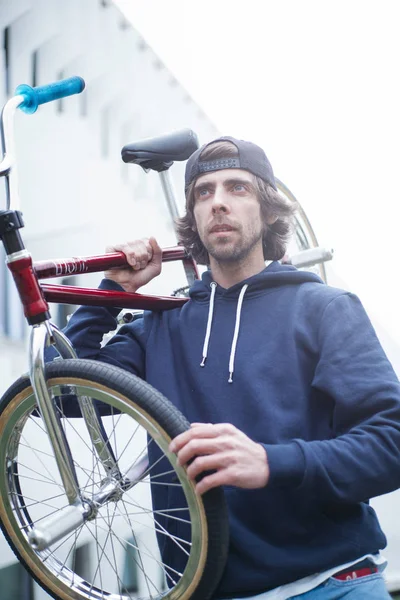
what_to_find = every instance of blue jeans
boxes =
[290,572,391,599]
[222,572,391,599]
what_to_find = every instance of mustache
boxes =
[208,219,240,233]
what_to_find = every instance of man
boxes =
[63,136,400,599]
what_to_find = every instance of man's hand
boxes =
[104,237,162,293]
[169,423,269,495]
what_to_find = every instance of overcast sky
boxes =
[115,0,400,344]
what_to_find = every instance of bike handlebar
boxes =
[15,76,86,114]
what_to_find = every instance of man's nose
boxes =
[211,189,230,213]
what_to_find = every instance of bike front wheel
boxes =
[0,359,229,600]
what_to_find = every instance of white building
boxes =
[0,0,399,598]
[0,1,218,597]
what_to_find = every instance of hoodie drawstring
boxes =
[228,284,248,382]
[200,282,249,383]
[200,282,217,367]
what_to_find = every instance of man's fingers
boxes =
[104,237,162,293]
[149,236,162,263]
[186,452,232,480]
[169,423,269,493]
[175,437,230,466]
[127,239,153,269]
[195,469,232,495]
[169,424,223,454]
[106,239,153,269]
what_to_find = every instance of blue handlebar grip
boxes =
[15,76,86,114]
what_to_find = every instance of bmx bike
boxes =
[0,77,229,600]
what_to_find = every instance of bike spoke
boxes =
[118,496,159,598]
[41,522,86,564]
[106,503,124,599]
[139,480,183,487]
[10,490,66,509]
[112,421,142,467]
[111,510,191,554]
[149,468,178,480]
[83,516,140,599]
[56,406,106,475]
[19,436,64,489]
[117,504,191,525]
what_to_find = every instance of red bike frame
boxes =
[9,246,199,323]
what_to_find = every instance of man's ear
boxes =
[266,214,278,225]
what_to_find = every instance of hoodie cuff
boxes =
[262,441,305,488]
[99,278,125,291]
[99,278,126,318]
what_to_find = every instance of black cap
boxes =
[185,135,277,191]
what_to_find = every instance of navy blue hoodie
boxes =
[61,262,400,597]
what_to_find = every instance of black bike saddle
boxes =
[121,128,199,172]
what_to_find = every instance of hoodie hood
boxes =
[189,260,324,302]
[190,262,324,382]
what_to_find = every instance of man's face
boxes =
[192,168,264,264]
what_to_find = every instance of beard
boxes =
[203,223,264,264]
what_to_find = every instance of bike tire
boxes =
[0,359,229,600]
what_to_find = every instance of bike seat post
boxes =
[159,169,180,221]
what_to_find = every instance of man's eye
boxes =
[198,188,210,197]
[233,184,245,192]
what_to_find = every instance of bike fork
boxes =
[27,321,150,551]
[27,322,89,550]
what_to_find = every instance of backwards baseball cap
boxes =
[185,135,277,192]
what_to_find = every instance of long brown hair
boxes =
[176,141,297,265]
